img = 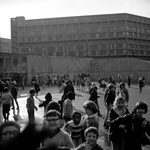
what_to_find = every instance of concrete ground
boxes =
[8,82,150,150]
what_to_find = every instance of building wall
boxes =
[1,53,150,84]
[90,57,150,82]
[0,53,27,74]
[11,13,150,58]
[26,56,91,83]
[0,38,11,53]
[26,56,150,84]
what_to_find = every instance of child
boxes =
[63,111,84,147]
[0,121,21,148]
[82,101,99,130]
[62,91,75,123]
[76,126,103,150]
[39,92,53,115]
[26,88,38,124]
[41,110,75,149]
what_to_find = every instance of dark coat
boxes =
[111,113,150,150]
[76,142,103,150]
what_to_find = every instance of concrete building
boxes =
[1,13,150,85]
[0,38,11,53]
[11,13,150,58]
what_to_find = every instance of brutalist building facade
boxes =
[11,13,150,58]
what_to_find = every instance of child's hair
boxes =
[46,101,61,112]
[45,110,61,119]
[0,121,20,136]
[67,91,74,100]
[133,101,148,114]
[83,101,98,114]
[113,96,125,106]
[29,88,36,94]
[84,126,99,139]
[45,92,52,101]
[72,111,82,118]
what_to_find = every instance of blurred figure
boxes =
[0,121,20,149]
[41,110,75,149]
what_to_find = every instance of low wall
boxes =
[25,56,150,84]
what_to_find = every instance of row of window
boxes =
[16,31,150,43]
[19,43,150,56]
[0,56,27,66]
[18,24,150,38]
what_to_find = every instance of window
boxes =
[22,57,27,63]
[13,57,18,66]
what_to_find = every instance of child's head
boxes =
[83,101,98,116]
[44,110,61,131]
[0,121,20,145]
[67,91,74,100]
[29,88,35,96]
[113,96,126,109]
[133,101,148,118]
[45,92,52,102]
[84,126,99,146]
[46,101,61,113]
[72,111,81,125]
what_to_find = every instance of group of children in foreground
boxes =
[25,88,103,150]
[1,83,150,150]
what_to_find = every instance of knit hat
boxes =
[45,110,61,120]
[46,101,61,112]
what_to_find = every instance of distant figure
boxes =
[10,81,19,110]
[127,75,131,88]
[32,81,40,98]
[103,84,116,129]
[117,82,129,107]
[21,75,26,90]
[138,77,144,93]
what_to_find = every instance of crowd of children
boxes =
[0,74,150,150]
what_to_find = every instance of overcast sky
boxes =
[0,0,150,39]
